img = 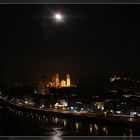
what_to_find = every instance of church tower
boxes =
[55,73,60,87]
[66,74,71,87]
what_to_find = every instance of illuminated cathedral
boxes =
[38,73,74,95]
[49,73,71,88]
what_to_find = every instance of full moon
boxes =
[55,14,62,20]
[54,13,64,22]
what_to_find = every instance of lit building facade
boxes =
[66,74,71,87]
[61,79,66,87]
[49,73,73,88]
[55,73,60,87]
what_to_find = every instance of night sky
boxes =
[0,4,140,85]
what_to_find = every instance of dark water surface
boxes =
[0,106,139,136]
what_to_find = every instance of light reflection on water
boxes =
[123,128,133,136]
[63,119,67,127]
[75,122,79,133]
[55,118,59,124]
[103,126,108,135]
[89,124,92,135]
[46,134,63,140]
[48,136,63,140]
[2,107,137,136]
[129,129,132,136]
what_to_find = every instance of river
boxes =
[0,105,139,136]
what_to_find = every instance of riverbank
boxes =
[0,99,140,129]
